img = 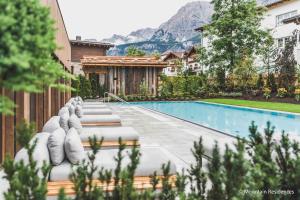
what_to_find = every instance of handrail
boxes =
[103,92,130,104]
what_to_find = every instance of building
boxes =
[183,46,209,74]
[197,0,300,70]
[162,52,185,76]
[70,37,114,75]
[261,0,300,64]
[0,0,71,162]
[81,56,167,96]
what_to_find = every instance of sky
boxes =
[58,0,209,41]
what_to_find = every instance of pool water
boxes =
[130,101,300,138]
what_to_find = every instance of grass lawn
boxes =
[201,98,300,114]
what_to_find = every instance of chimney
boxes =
[76,36,81,41]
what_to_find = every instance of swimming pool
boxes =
[130,101,300,137]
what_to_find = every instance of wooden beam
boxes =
[81,122,121,127]
[47,175,176,196]
[82,140,140,148]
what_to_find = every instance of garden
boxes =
[2,0,300,199]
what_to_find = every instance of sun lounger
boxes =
[83,108,113,115]
[82,104,109,109]
[80,127,139,148]
[47,147,177,196]
[14,131,177,197]
[80,114,121,126]
[43,116,136,149]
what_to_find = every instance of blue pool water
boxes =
[129,101,300,137]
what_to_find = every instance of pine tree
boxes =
[275,32,297,90]
[275,133,300,198]
[207,142,224,200]
[187,137,207,199]
[248,121,279,200]
[69,136,104,200]
[0,0,72,115]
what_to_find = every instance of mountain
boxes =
[101,28,156,45]
[103,1,213,55]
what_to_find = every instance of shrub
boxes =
[4,122,300,199]
[139,80,150,97]
[256,74,264,90]
[263,87,271,100]
[295,89,300,101]
[266,73,277,93]
[277,88,288,98]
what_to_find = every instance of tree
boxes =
[256,73,264,90]
[89,73,100,98]
[275,32,298,90]
[151,50,161,59]
[259,34,277,79]
[266,73,277,93]
[204,0,269,75]
[233,53,257,92]
[207,142,224,200]
[0,0,72,115]
[126,46,146,56]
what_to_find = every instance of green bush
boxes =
[159,74,207,98]
[256,74,264,90]
[263,87,271,100]
[266,73,277,93]
[277,88,288,98]
[3,122,300,199]
[295,89,300,102]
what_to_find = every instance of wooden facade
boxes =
[81,56,167,96]
[0,0,71,162]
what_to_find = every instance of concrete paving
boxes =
[108,104,237,171]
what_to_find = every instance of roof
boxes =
[258,0,291,7]
[81,56,167,68]
[70,40,114,49]
[283,14,300,24]
[185,46,197,58]
[162,52,185,61]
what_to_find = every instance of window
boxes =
[278,38,284,48]
[276,10,297,26]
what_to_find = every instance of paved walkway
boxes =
[109,104,237,170]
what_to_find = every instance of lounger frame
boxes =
[82,140,140,148]
[81,122,122,126]
[47,175,176,196]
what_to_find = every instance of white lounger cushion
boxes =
[68,114,83,134]
[83,108,112,115]
[64,128,85,165]
[48,128,66,165]
[49,147,176,181]
[83,101,104,105]
[82,104,108,109]
[15,132,50,178]
[58,107,70,133]
[80,115,121,124]
[42,116,60,133]
[80,127,139,142]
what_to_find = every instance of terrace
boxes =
[2,0,300,199]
